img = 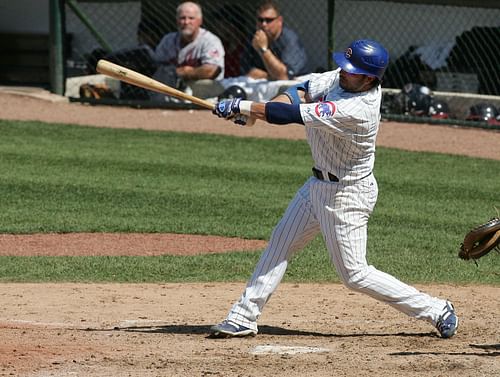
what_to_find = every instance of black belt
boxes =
[312,167,339,182]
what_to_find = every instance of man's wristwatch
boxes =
[259,47,268,55]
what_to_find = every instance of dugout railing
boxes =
[42,0,500,129]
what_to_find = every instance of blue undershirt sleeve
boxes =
[265,102,304,125]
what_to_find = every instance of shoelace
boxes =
[437,312,451,331]
[436,304,455,333]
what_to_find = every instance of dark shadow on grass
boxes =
[83,323,436,339]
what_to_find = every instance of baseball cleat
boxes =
[209,320,257,338]
[436,301,459,339]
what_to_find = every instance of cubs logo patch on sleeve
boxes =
[315,101,336,118]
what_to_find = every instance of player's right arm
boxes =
[213,81,310,123]
[214,98,301,124]
[243,71,341,124]
[241,81,309,121]
[213,72,334,124]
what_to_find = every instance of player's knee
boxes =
[343,279,364,292]
[341,276,361,291]
[339,267,372,291]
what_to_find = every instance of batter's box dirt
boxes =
[0,283,498,376]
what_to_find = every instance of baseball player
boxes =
[210,39,459,339]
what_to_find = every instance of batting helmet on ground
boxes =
[466,103,499,122]
[218,85,247,101]
[428,99,450,119]
[333,39,389,80]
[387,83,432,116]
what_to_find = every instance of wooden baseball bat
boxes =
[96,59,215,110]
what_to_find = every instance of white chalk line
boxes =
[251,345,331,355]
[0,318,167,330]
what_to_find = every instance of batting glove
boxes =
[233,114,248,126]
[213,98,241,119]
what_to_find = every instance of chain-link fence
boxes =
[59,0,500,128]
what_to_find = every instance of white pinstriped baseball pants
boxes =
[226,175,447,331]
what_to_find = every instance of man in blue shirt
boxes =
[240,0,309,80]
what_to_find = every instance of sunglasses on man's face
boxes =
[257,16,278,24]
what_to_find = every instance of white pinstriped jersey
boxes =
[299,68,381,182]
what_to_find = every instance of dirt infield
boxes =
[0,90,499,376]
[0,233,267,257]
[1,283,499,377]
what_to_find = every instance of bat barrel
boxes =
[96,59,215,110]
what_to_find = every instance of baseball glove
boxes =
[79,83,116,100]
[459,217,500,260]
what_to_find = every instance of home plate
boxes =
[251,345,330,355]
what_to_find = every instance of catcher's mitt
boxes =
[459,217,500,260]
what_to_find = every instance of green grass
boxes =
[0,119,499,284]
[0,120,308,237]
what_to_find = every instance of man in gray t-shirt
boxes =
[152,1,225,99]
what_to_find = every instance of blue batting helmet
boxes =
[333,39,389,80]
